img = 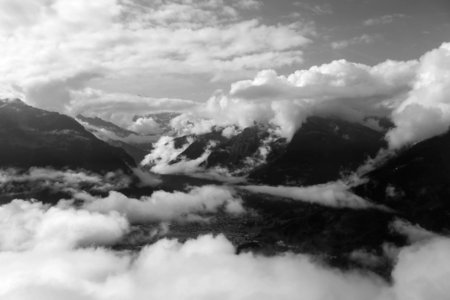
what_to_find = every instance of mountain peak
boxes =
[0,102,136,172]
[0,98,27,106]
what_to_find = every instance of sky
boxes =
[0,0,450,148]
[0,0,448,104]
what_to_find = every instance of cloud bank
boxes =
[0,200,450,300]
[169,57,417,141]
[0,168,132,196]
[241,181,377,209]
[79,185,245,223]
[167,42,450,150]
[0,200,129,251]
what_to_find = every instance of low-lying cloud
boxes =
[241,181,377,209]
[0,168,132,196]
[0,177,449,299]
[0,205,449,300]
[0,200,129,251]
[78,185,245,223]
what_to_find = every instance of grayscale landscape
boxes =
[0,0,449,299]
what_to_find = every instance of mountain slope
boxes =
[76,114,154,164]
[77,114,138,138]
[249,116,387,185]
[354,129,450,233]
[0,99,135,172]
[154,117,386,184]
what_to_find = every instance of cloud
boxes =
[241,181,378,209]
[293,2,333,15]
[79,185,245,223]
[390,219,438,244]
[141,135,194,169]
[0,168,132,196]
[165,43,450,149]
[0,199,129,251]
[70,88,199,128]
[0,231,385,300]
[151,147,211,175]
[168,58,417,140]
[3,229,450,300]
[128,117,161,135]
[331,34,380,50]
[388,237,450,300]
[387,43,450,148]
[0,194,450,299]
[0,0,312,113]
[364,14,406,26]
[130,168,162,187]
[78,118,160,145]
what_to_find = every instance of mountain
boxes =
[77,114,154,164]
[77,114,138,138]
[354,128,450,233]
[163,117,387,184]
[0,99,135,172]
[167,125,268,173]
[249,116,387,185]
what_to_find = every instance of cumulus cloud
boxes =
[79,185,245,223]
[387,43,450,148]
[0,200,129,251]
[168,58,417,140]
[128,117,161,135]
[241,181,378,209]
[164,42,450,149]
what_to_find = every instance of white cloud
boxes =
[364,14,406,26]
[0,232,385,300]
[165,42,450,149]
[387,43,450,148]
[241,181,377,209]
[0,199,129,251]
[390,219,438,244]
[0,194,450,300]
[70,88,198,128]
[168,58,417,140]
[2,229,450,300]
[331,34,380,50]
[293,2,333,15]
[80,185,245,223]
[141,135,194,168]
[388,237,450,300]
[78,119,160,145]
[128,117,161,135]
[0,168,132,195]
[0,0,312,113]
